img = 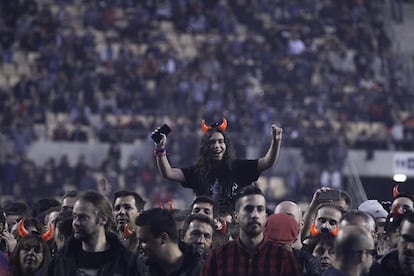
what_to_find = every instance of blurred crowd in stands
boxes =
[1,0,414,205]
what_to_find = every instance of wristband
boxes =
[154,148,166,157]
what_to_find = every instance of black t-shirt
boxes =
[181,159,259,212]
[75,249,113,276]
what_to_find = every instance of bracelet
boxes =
[154,149,166,157]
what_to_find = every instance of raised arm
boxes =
[301,187,335,240]
[153,132,186,183]
[257,125,283,172]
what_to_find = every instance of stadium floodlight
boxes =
[393,174,407,182]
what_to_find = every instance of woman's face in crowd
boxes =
[209,132,226,161]
[19,244,44,273]
[312,241,335,271]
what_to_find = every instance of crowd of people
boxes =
[0,180,413,275]
[0,102,413,275]
[0,1,414,274]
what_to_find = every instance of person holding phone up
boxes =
[152,118,283,215]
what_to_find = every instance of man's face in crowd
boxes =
[209,132,226,161]
[72,200,102,242]
[339,215,377,242]
[183,220,213,255]
[315,206,342,233]
[113,195,139,230]
[358,232,376,274]
[191,202,213,219]
[46,211,60,226]
[62,196,77,210]
[136,225,163,261]
[235,194,267,238]
[398,219,414,274]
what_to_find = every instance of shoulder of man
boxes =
[374,249,400,275]
[293,249,322,276]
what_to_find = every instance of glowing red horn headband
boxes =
[17,219,54,241]
[201,118,227,133]
[17,219,29,237]
[393,185,399,199]
[42,224,54,241]
[159,201,174,211]
[331,225,339,236]
[215,218,227,235]
[392,184,414,201]
[124,223,133,238]
[310,223,339,237]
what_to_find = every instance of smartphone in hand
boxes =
[151,124,171,143]
[319,190,341,201]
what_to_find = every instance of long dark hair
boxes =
[9,235,51,276]
[196,128,235,180]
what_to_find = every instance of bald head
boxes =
[274,201,302,226]
[336,226,372,250]
[335,225,375,271]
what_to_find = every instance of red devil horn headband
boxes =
[201,117,227,133]
[17,219,29,238]
[215,218,227,235]
[124,223,133,238]
[17,219,54,241]
[393,185,399,198]
[41,224,54,241]
[310,223,339,237]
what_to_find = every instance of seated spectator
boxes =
[69,121,88,142]
[52,122,70,141]
[55,155,73,186]
[78,168,98,191]
[69,101,92,126]
[320,164,342,190]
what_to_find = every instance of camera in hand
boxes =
[151,124,171,144]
